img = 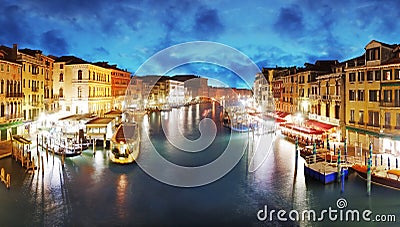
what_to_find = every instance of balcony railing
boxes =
[5,93,23,98]
[309,94,319,100]
[380,101,400,107]
[31,102,41,107]
[2,114,23,121]
[31,87,39,92]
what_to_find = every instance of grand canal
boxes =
[0,103,399,226]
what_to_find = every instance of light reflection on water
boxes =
[0,103,399,226]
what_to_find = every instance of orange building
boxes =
[94,62,131,110]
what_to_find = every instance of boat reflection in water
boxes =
[109,119,140,164]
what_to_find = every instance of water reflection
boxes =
[116,174,129,219]
[0,103,400,226]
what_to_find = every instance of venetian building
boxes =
[17,47,49,121]
[0,44,23,140]
[125,76,143,109]
[94,62,130,110]
[53,56,112,116]
[345,40,400,155]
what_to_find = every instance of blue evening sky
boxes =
[1,0,400,88]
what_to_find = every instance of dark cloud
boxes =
[40,30,68,55]
[274,5,304,38]
[0,4,34,45]
[193,7,225,38]
[94,47,110,56]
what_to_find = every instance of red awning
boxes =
[276,111,290,118]
[280,123,324,135]
[305,119,336,131]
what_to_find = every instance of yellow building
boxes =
[312,65,344,141]
[281,73,297,113]
[17,48,49,122]
[345,40,400,154]
[0,45,23,140]
[53,56,112,115]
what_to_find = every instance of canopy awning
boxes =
[305,119,336,131]
[59,113,97,121]
[86,117,114,127]
[280,123,324,135]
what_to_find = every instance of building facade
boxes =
[53,56,112,115]
[345,40,400,154]
[0,45,23,140]
[95,62,131,110]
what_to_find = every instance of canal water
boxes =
[0,103,399,226]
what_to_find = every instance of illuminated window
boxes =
[383,70,391,80]
[359,110,364,124]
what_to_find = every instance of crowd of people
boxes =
[281,130,325,148]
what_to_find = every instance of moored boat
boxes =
[352,164,400,190]
[304,161,349,184]
[109,122,140,164]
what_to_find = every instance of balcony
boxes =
[2,114,23,121]
[380,101,400,107]
[31,101,41,107]
[72,79,90,83]
[330,95,341,101]
[31,87,39,92]
[309,94,319,100]
[5,93,23,98]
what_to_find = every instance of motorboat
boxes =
[109,122,140,164]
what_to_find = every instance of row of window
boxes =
[22,63,50,76]
[22,79,43,90]
[349,89,400,103]
[0,102,21,118]
[349,69,400,82]
[58,87,111,98]
[0,80,21,95]
[350,110,400,128]
[0,63,10,72]
[58,70,111,82]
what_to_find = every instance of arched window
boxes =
[78,70,82,80]
[59,73,64,82]
[59,88,63,98]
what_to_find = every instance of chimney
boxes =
[11,44,17,61]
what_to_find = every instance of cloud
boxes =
[94,47,110,56]
[40,30,68,55]
[0,4,34,45]
[193,7,225,38]
[273,4,304,39]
